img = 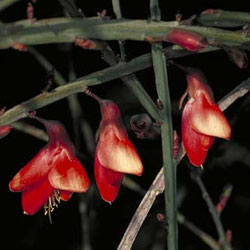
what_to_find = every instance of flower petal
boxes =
[9,148,52,192]
[60,190,72,201]
[48,149,90,193]
[190,92,231,139]
[22,178,54,215]
[95,152,123,203]
[182,100,214,166]
[97,126,143,175]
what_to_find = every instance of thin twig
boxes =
[191,169,233,250]
[177,213,220,250]
[122,170,220,250]
[12,121,48,141]
[117,168,165,250]
[117,75,250,249]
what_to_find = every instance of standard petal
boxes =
[22,178,54,215]
[97,128,143,176]
[182,100,214,167]
[9,148,53,192]
[190,92,231,139]
[95,153,123,203]
[48,149,90,193]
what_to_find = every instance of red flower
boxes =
[180,68,231,167]
[9,118,90,216]
[85,89,143,202]
[167,29,208,51]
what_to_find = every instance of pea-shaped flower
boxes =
[179,67,231,167]
[9,117,90,217]
[85,89,143,202]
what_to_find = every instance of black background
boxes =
[1,0,250,250]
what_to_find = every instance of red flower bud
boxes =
[85,89,143,202]
[167,29,208,51]
[75,38,104,50]
[226,47,248,69]
[0,125,12,139]
[12,42,28,51]
[180,67,231,167]
[9,118,90,216]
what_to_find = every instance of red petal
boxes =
[9,148,53,192]
[48,149,90,193]
[182,100,214,166]
[190,92,231,139]
[95,152,123,203]
[22,178,53,215]
[60,190,72,201]
[97,125,143,175]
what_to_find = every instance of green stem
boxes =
[198,9,250,27]
[1,18,250,49]
[150,1,177,248]
[153,48,178,247]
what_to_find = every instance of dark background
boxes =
[1,0,250,249]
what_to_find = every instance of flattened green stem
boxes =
[151,44,177,249]
[150,1,177,249]
[198,9,250,27]
[1,18,250,49]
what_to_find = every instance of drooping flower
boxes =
[84,89,143,202]
[179,67,231,167]
[9,117,90,217]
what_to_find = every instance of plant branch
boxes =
[150,1,177,249]
[12,121,48,141]
[117,75,250,249]
[177,213,220,250]
[191,169,232,250]
[117,168,165,250]
[1,18,250,49]
[197,9,250,28]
